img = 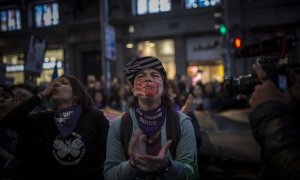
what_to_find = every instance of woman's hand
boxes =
[40,78,59,99]
[249,64,289,109]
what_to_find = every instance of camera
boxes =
[224,35,299,97]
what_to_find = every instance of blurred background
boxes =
[1,1,300,179]
[1,0,299,87]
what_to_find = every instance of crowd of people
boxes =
[0,56,299,180]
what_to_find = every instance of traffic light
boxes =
[233,37,242,49]
[219,24,227,36]
[214,3,226,36]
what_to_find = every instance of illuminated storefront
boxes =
[137,39,176,79]
[187,62,224,85]
[4,49,64,85]
[186,36,225,85]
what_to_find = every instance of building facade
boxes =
[1,0,300,87]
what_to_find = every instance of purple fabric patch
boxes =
[135,105,166,155]
[54,105,82,138]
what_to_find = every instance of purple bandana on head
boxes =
[54,105,82,138]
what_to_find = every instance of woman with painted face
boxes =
[104,56,198,180]
[0,75,109,179]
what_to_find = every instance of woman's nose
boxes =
[144,74,153,81]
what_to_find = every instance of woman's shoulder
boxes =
[84,107,109,124]
[86,107,104,115]
[176,111,191,121]
[109,115,122,129]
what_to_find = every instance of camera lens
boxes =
[224,74,261,96]
[223,77,239,97]
[238,74,260,95]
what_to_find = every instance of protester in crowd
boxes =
[190,84,205,111]
[104,56,198,180]
[249,64,300,180]
[1,75,110,179]
[0,86,14,120]
[94,90,106,109]
[201,82,216,111]
[178,75,194,107]
[86,74,97,97]
[11,87,33,103]
[0,86,20,179]
[167,79,182,112]
[109,86,129,112]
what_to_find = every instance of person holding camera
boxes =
[249,64,300,180]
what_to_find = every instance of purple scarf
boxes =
[135,105,166,155]
[54,105,82,138]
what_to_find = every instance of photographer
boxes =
[249,64,300,180]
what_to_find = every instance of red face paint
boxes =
[144,82,159,97]
[134,78,161,97]
[134,80,145,96]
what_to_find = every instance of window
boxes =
[138,39,176,79]
[4,49,64,85]
[0,8,21,32]
[136,0,171,15]
[185,0,221,9]
[34,2,59,28]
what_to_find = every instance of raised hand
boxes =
[249,64,289,108]
[181,94,193,114]
[136,140,172,172]
[40,78,59,98]
[128,128,147,167]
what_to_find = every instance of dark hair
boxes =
[168,79,182,107]
[128,71,173,108]
[61,75,95,110]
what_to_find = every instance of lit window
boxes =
[136,0,171,15]
[185,0,221,9]
[0,8,21,32]
[34,2,59,28]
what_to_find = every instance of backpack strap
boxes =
[120,111,132,159]
[166,108,181,159]
[120,109,181,160]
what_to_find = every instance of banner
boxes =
[105,24,117,61]
[25,35,47,76]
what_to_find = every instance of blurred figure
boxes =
[190,84,205,111]
[179,75,193,107]
[94,80,104,92]
[109,86,129,112]
[249,64,300,180]
[86,74,97,97]
[0,87,32,179]
[202,82,216,111]
[94,91,106,109]
[0,86,19,179]
[167,79,182,112]
[11,87,33,104]
[111,77,121,93]
[0,86,14,120]
[1,75,110,179]
[104,56,198,180]
[168,80,202,150]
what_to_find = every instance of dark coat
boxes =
[249,101,300,180]
[1,95,109,179]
